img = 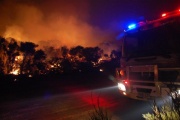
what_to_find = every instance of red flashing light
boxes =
[162,13,167,17]
[179,9,180,12]
[123,80,128,84]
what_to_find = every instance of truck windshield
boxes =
[124,19,180,58]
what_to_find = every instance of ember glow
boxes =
[10,69,19,75]
[10,55,23,75]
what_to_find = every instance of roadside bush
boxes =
[88,105,111,120]
[88,94,112,120]
[143,85,180,120]
[142,100,180,120]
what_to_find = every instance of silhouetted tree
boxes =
[7,38,19,73]
[104,54,109,58]
[61,59,72,73]
[83,47,103,63]
[34,50,46,61]
[69,45,84,58]
[44,46,62,60]
[33,49,46,74]
[108,49,121,74]
[0,59,4,75]
[110,50,121,59]
[0,37,8,74]
[69,46,84,70]
[20,42,38,74]
[61,46,69,59]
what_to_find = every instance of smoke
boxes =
[0,0,118,53]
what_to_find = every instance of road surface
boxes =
[0,75,153,120]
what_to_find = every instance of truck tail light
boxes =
[124,80,128,84]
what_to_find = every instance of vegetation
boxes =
[0,36,121,76]
[143,85,180,120]
[0,36,120,119]
[88,94,112,120]
[88,105,111,120]
[143,100,180,120]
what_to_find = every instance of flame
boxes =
[10,69,19,75]
[51,65,54,68]
[9,55,23,75]
[15,55,23,61]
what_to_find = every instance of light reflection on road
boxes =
[0,84,153,120]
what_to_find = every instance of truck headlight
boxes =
[118,83,126,91]
[171,90,180,99]
[178,90,180,94]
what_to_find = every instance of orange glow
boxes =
[15,55,23,61]
[123,92,127,95]
[50,65,54,68]
[0,0,117,56]
[120,70,124,76]
[9,55,23,75]
[10,69,19,75]
[1,3,111,49]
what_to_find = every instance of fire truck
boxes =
[116,9,180,100]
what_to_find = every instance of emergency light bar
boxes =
[128,24,137,30]
[125,9,180,32]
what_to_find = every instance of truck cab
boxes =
[116,9,180,100]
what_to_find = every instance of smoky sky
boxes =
[0,0,101,48]
[0,0,180,52]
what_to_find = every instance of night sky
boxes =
[0,0,179,53]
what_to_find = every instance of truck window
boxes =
[124,19,180,58]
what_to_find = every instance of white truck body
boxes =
[116,9,180,100]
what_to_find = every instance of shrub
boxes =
[88,94,112,120]
[142,100,180,120]
[143,84,180,120]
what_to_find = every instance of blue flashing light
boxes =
[128,23,136,30]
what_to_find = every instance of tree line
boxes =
[0,36,121,76]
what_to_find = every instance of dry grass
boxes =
[88,94,112,120]
[143,84,180,120]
